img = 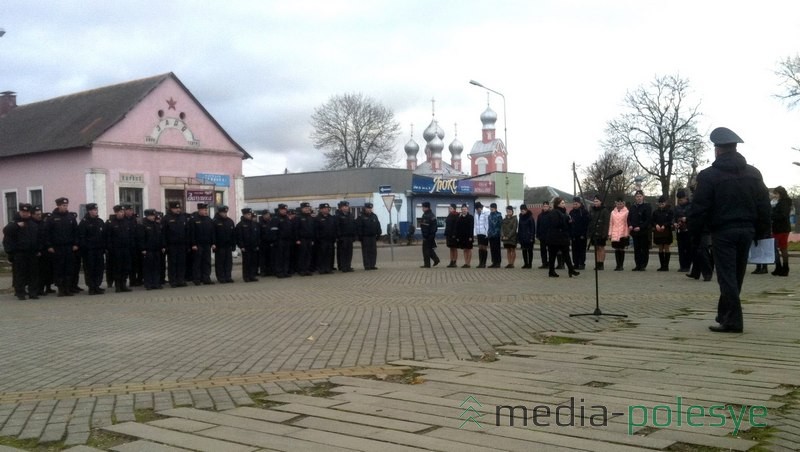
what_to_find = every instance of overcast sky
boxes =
[2,0,799,191]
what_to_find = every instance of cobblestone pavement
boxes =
[0,246,796,450]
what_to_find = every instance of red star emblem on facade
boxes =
[166,97,177,110]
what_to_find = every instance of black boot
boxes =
[447,260,457,268]
[477,250,487,268]
[781,262,790,277]
[771,261,783,276]
[596,262,604,271]
[664,252,671,271]
[614,250,624,271]
[657,252,667,271]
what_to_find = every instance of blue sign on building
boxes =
[196,173,230,187]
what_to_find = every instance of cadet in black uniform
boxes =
[689,127,770,333]
[213,206,235,283]
[258,210,273,276]
[3,203,40,300]
[32,206,54,296]
[236,207,260,282]
[315,203,336,274]
[45,197,78,297]
[105,213,115,289]
[190,203,215,285]
[107,205,133,292]
[78,203,106,295]
[335,201,356,272]
[294,202,315,276]
[419,201,440,268]
[357,202,381,270]
[124,205,142,287]
[162,201,189,287]
[627,190,652,271]
[138,209,164,290]
[271,204,293,278]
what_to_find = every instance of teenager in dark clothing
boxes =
[545,197,579,278]
[517,205,535,269]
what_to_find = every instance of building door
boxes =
[119,187,143,217]
[165,189,184,211]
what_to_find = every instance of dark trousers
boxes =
[38,252,52,293]
[632,231,651,269]
[297,238,313,274]
[548,244,575,273]
[571,238,587,267]
[71,250,82,289]
[489,236,502,265]
[143,249,162,289]
[192,245,213,283]
[82,249,105,290]
[317,239,334,273]
[106,250,115,287]
[520,241,533,267]
[676,231,692,270]
[51,245,74,289]
[337,237,354,271]
[241,248,259,281]
[130,247,143,285]
[111,247,131,283]
[274,240,292,277]
[422,237,438,266]
[215,246,233,282]
[361,236,377,269]
[539,241,549,265]
[712,228,753,329]
[12,251,38,296]
[167,244,187,285]
[690,234,714,278]
[259,242,272,276]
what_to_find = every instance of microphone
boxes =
[603,169,623,180]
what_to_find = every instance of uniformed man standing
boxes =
[271,204,294,278]
[293,202,315,276]
[3,203,40,300]
[689,127,770,333]
[419,201,440,268]
[162,201,189,288]
[212,206,235,283]
[78,203,106,295]
[138,209,164,290]
[124,205,142,287]
[190,203,215,285]
[673,190,692,272]
[336,201,356,272]
[627,190,652,271]
[235,207,260,282]
[45,197,79,297]
[32,206,54,296]
[315,203,336,274]
[258,210,273,276]
[107,205,133,293]
[357,202,381,270]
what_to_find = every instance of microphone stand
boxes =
[570,174,627,322]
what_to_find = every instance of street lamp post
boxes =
[469,79,509,205]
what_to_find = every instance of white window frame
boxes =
[27,186,44,207]
[495,156,505,172]
[476,157,488,174]
[2,189,18,225]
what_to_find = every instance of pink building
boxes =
[0,73,249,225]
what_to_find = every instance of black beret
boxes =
[33,205,42,213]
[490,202,498,208]
[573,196,581,203]
[86,203,98,211]
[169,201,181,209]
[450,203,457,209]
[18,203,32,212]
[475,202,483,209]
[340,201,350,206]
[218,205,229,213]
[55,197,69,205]
[241,207,253,214]
[319,203,330,209]
[658,195,667,203]
[422,201,431,208]
[364,202,373,208]
[113,205,123,213]
[144,209,157,216]
[278,203,288,209]
[300,202,311,208]
[197,203,208,209]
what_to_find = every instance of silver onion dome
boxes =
[404,138,419,157]
[422,119,445,142]
[429,134,444,155]
[449,137,463,156]
[480,106,497,129]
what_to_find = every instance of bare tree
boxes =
[776,55,800,109]
[310,93,401,170]
[604,74,707,198]
[580,149,637,203]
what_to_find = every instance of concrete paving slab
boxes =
[102,422,257,452]
[110,440,191,452]
[157,408,300,436]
